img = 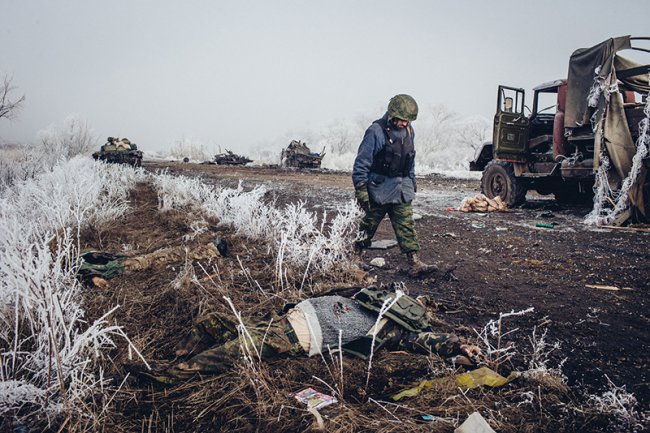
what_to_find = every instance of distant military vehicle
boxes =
[92,137,143,167]
[280,140,325,169]
[214,149,252,166]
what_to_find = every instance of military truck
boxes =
[470,36,649,221]
[214,149,252,166]
[280,140,325,169]
[92,137,143,167]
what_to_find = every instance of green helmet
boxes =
[387,94,418,121]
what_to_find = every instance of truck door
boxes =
[494,86,529,162]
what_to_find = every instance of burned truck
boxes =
[280,140,325,169]
[470,36,650,224]
[92,137,143,167]
[214,150,252,166]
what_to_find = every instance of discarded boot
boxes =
[406,252,438,277]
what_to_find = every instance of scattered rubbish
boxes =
[454,412,496,433]
[455,367,517,389]
[471,223,486,229]
[294,388,337,410]
[369,239,399,249]
[390,377,449,401]
[459,194,507,213]
[586,284,633,291]
[539,211,555,218]
[413,213,423,221]
[446,207,457,212]
[391,367,517,401]
[369,257,386,268]
[495,227,508,232]
[421,415,434,421]
[535,223,555,228]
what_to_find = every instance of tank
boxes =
[92,137,143,167]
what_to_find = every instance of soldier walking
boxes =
[352,94,435,276]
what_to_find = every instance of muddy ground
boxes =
[77,161,649,432]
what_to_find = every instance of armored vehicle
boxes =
[214,150,252,166]
[280,140,325,169]
[470,36,650,223]
[92,137,143,167]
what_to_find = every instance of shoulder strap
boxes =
[353,287,431,333]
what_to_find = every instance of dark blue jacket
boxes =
[352,113,417,205]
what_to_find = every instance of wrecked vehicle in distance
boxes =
[93,137,143,167]
[214,150,252,166]
[470,36,650,224]
[280,140,325,169]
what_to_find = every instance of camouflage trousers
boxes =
[168,311,304,377]
[379,322,461,358]
[358,201,420,253]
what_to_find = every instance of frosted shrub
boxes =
[524,326,565,379]
[152,170,208,211]
[37,114,98,160]
[474,307,535,368]
[168,137,213,162]
[205,182,275,239]
[584,376,644,431]
[0,156,145,425]
[152,173,362,283]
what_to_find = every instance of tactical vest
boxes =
[370,117,415,178]
[336,287,432,359]
[353,287,431,333]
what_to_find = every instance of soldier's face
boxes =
[393,119,409,129]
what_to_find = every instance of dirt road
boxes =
[144,160,649,407]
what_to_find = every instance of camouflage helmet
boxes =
[387,94,418,121]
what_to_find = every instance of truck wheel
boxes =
[481,161,528,207]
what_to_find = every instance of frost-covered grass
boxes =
[0,157,146,427]
[151,172,362,285]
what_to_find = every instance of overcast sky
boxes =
[1,0,648,153]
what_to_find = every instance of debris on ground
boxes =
[294,388,337,409]
[369,239,398,249]
[455,412,496,433]
[459,194,507,212]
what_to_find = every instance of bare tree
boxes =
[456,116,491,152]
[0,75,25,121]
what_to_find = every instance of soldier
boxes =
[144,287,481,382]
[352,94,435,276]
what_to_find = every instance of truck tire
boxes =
[481,160,528,207]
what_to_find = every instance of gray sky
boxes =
[1,0,648,153]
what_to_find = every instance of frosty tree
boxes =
[0,74,25,121]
